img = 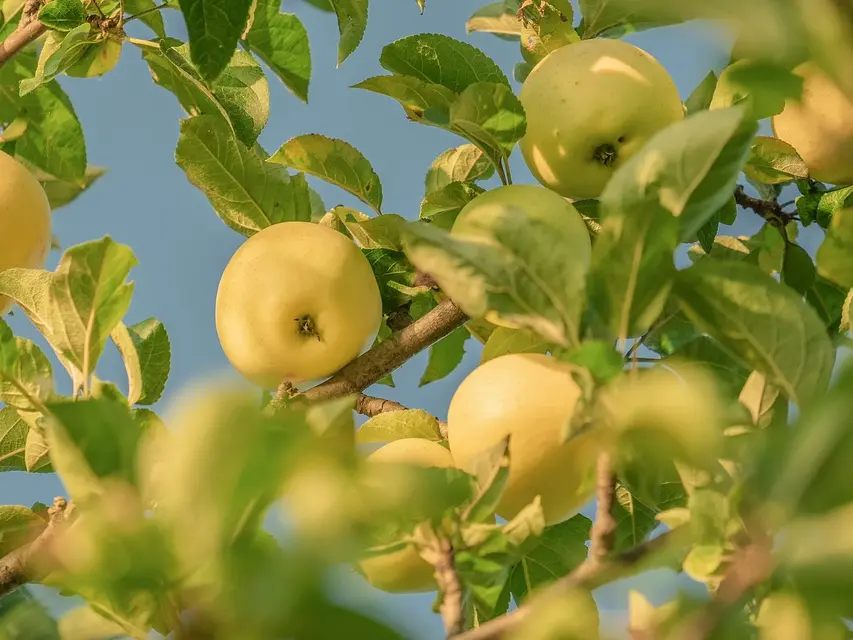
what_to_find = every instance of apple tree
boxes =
[0,0,852,638]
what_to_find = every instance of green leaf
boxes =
[782,242,816,295]
[355,409,443,443]
[796,185,853,229]
[611,485,658,552]
[243,0,310,102]
[110,319,171,406]
[744,137,809,185]
[463,438,511,524]
[578,0,680,38]
[336,211,405,250]
[0,407,27,472]
[379,33,509,93]
[420,326,468,386]
[46,397,143,502]
[466,2,522,37]
[519,1,579,65]
[0,319,53,413]
[509,514,590,603]
[0,53,87,181]
[696,209,719,254]
[362,249,420,315]
[419,181,485,230]
[178,0,253,83]
[816,208,853,289]
[403,202,589,347]
[175,115,313,236]
[481,326,550,363]
[58,605,128,640]
[424,144,494,195]
[673,260,834,406]
[38,166,106,210]
[37,0,86,31]
[433,82,526,173]
[806,276,850,334]
[0,586,59,639]
[561,339,624,384]
[25,427,51,473]
[48,237,137,380]
[125,0,166,37]
[268,134,383,213]
[351,74,456,122]
[684,71,717,114]
[19,24,93,96]
[143,40,270,146]
[0,506,43,556]
[328,0,367,65]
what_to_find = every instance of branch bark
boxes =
[734,185,795,226]
[0,1,46,69]
[433,537,464,638]
[272,299,468,409]
[0,497,72,598]
[455,529,681,640]
[589,451,617,564]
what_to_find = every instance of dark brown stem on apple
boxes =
[593,143,618,167]
[294,315,321,341]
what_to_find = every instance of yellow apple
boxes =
[215,221,383,387]
[450,184,591,332]
[447,353,602,525]
[0,151,51,315]
[772,62,853,185]
[519,39,684,199]
[358,438,455,593]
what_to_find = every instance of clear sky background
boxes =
[0,0,829,637]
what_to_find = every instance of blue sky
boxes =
[0,0,829,637]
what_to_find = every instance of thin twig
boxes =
[355,393,448,439]
[271,299,468,409]
[733,185,794,227]
[589,451,617,564]
[124,1,170,23]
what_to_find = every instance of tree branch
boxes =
[433,537,464,638]
[272,299,468,409]
[0,18,46,68]
[355,393,448,439]
[589,451,617,564]
[0,497,72,598]
[454,529,681,640]
[734,185,795,226]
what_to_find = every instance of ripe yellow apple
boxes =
[772,62,853,186]
[518,39,684,199]
[358,438,455,593]
[450,184,591,332]
[447,353,602,525]
[0,152,51,315]
[215,221,383,387]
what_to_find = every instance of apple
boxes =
[518,39,684,199]
[450,184,591,332]
[447,353,602,525]
[358,438,455,593]
[772,62,853,186]
[215,221,383,388]
[0,152,51,315]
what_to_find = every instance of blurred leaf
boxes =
[424,144,494,195]
[243,0,310,101]
[781,242,816,295]
[462,437,511,524]
[0,318,53,413]
[269,134,383,213]
[57,605,126,639]
[110,318,171,406]
[0,505,42,556]
[0,407,27,472]
[561,340,623,384]
[481,327,550,363]
[738,370,780,428]
[356,410,443,443]
[380,33,509,93]
[328,0,367,65]
[806,276,850,333]
[674,260,834,406]
[796,185,853,228]
[143,40,270,146]
[672,336,751,398]
[38,166,106,210]
[37,0,86,31]
[611,485,658,552]
[0,587,59,640]
[296,603,405,640]
[176,115,313,236]
[420,181,485,230]
[48,237,136,381]
[466,2,522,37]
[0,51,87,181]
[710,59,803,121]
[744,137,809,185]
[125,0,166,37]
[178,0,253,83]
[509,514,590,603]
[420,326,468,386]
[816,208,853,289]
[645,305,700,356]
[19,24,93,95]
[684,71,717,114]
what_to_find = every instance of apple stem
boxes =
[593,143,618,167]
[294,315,321,341]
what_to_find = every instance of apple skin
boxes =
[447,353,603,525]
[215,221,383,388]
[0,152,51,315]
[358,438,455,594]
[518,39,684,199]
[772,62,853,186]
